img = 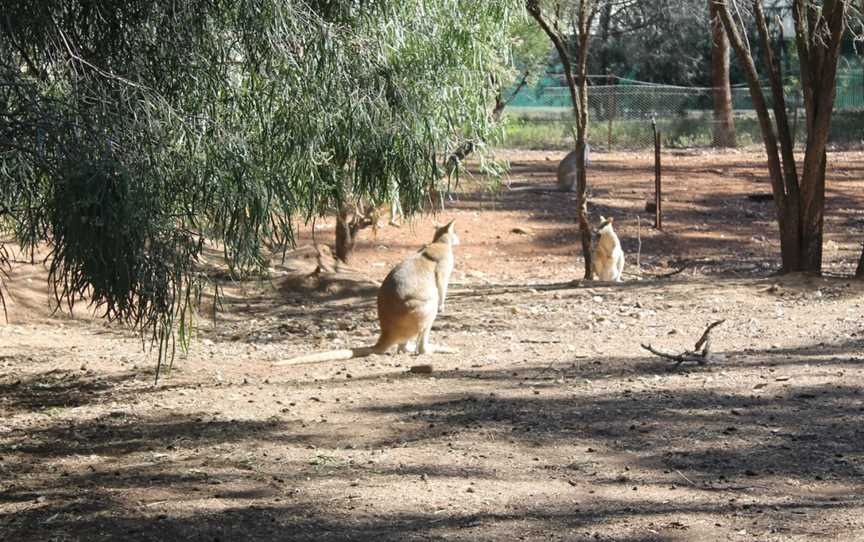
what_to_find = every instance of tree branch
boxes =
[642,320,725,367]
[713,1,787,216]
[1,15,44,80]
[754,1,800,203]
[526,0,582,123]
[793,0,815,135]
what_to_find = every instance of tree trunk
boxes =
[799,149,827,272]
[856,244,864,278]
[715,0,846,275]
[793,0,845,273]
[713,1,796,269]
[334,204,356,263]
[575,2,595,280]
[709,0,736,147]
[527,0,596,280]
[598,2,613,76]
[575,141,592,279]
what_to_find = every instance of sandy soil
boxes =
[1,148,863,541]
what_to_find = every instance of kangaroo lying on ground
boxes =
[591,215,624,282]
[275,220,459,366]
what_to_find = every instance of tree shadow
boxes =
[3,336,864,540]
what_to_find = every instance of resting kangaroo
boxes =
[275,220,459,366]
[556,144,591,192]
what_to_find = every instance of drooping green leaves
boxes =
[0,0,517,376]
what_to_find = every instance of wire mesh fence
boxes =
[503,72,864,150]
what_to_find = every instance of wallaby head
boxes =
[595,215,615,235]
[432,219,459,246]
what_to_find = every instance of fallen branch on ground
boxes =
[638,261,690,279]
[641,320,725,367]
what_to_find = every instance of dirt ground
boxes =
[2,148,864,541]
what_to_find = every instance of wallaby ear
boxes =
[446,219,455,231]
[608,216,614,224]
[598,215,606,223]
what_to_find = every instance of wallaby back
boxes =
[556,145,591,192]
[275,221,458,366]
[556,150,578,192]
[376,221,456,350]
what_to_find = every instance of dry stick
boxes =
[694,319,725,352]
[641,320,726,367]
[640,344,708,365]
[637,260,690,279]
[674,469,697,487]
[654,263,690,279]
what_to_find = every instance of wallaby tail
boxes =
[273,346,376,367]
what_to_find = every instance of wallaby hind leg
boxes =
[417,327,431,355]
[397,341,416,354]
[416,326,459,355]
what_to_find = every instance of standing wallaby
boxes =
[274,220,459,366]
[591,216,624,282]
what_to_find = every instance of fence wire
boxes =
[504,73,864,150]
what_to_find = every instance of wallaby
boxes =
[274,220,459,366]
[556,144,591,192]
[591,215,624,282]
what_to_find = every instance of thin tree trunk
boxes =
[709,0,736,147]
[575,141,592,278]
[799,150,826,272]
[575,2,595,280]
[856,244,864,278]
[793,0,845,273]
[527,0,595,280]
[334,200,375,263]
[334,204,355,263]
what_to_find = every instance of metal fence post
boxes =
[652,115,662,230]
[607,71,615,150]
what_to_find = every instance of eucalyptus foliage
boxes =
[0,0,517,377]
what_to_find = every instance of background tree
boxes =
[493,16,552,119]
[0,0,516,372]
[709,0,737,146]
[713,0,851,273]
[590,0,715,85]
[527,0,598,280]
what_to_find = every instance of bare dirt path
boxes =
[1,149,863,541]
